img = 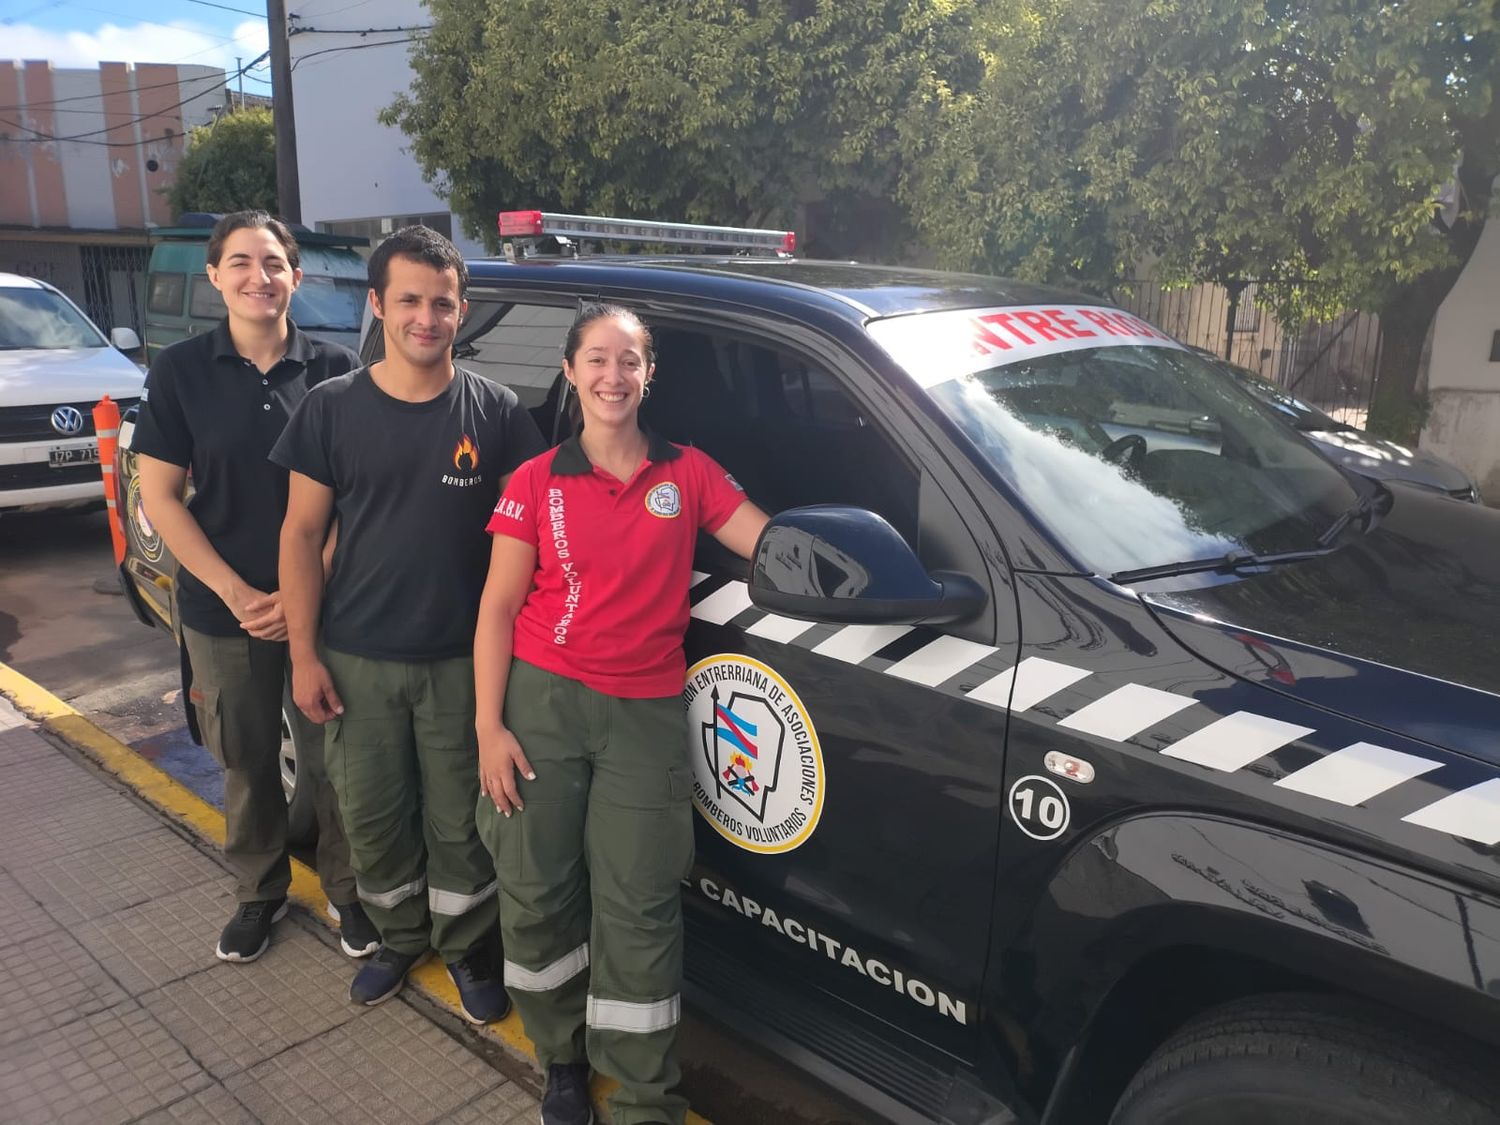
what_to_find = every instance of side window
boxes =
[189,275,225,319]
[644,325,920,545]
[147,273,185,316]
[453,300,575,439]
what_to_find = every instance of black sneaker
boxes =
[327,901,380,958]
[215,898,288,963]
[350,946,427,1006]
[540,1062,594,1125]
[446,945,512,1024]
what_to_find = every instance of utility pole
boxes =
[266,0,301,222]
[235,57,243,111]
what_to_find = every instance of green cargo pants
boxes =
[322,647,498,962]
[477,659,695,1125]
[183,627,356,907]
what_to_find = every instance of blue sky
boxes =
[2,0,274,95]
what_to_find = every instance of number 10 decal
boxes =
[1008,775,1071,841]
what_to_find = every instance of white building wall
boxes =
[49,69,116,229]
[1421,179,1500,503]
[290,0,484,256]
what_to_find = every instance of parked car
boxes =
[143,214,369,361]
[120,214,1500,1125]
[1,272,144,515]
[1202,351,1482,502]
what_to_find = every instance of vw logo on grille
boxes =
[50,405,85,436]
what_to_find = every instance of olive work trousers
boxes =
[477,659,695,1125]
[183,627,356,907]
[322,647,499,962]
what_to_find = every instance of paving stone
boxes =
[0,698,31,732]
[0,786,161,869]
[136,1083,258,1124]
[0,745,116,814]
[74,881,238,995]
[436,1080,539,1124]
[142,925,362,1079]
[225,1000,506,1123]
[10,828,224,926]
[0,999,211,1125]
[0,869,60,949]
[0,724,62,761]
[0,929,129,1048]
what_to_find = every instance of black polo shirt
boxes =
[131,319,360,637]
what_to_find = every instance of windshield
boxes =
[290,276,365,332]
[1216,360,1347,433]
[0,286,107,350]
[869,303,1358,577]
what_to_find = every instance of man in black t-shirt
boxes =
[274,226,545,1020]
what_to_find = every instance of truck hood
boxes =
[0,346,145,405]
[1141,482,1500,762]
[1306,428,1474,495]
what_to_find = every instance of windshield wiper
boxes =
[1110,548,1326,585]
[1316,488,1380,548]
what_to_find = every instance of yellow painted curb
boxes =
[0,661,708,1124]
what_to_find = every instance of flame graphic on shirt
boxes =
[453,434,479,473]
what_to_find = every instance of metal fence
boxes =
[1113,277,1382,429]
[80,244,149,339]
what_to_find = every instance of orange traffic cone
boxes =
[93,395,127,566]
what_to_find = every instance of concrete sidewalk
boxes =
[0,695,540,1125]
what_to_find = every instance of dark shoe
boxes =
[349,946,427,1006]
[215,898,288,963]
[327,901,380,958]
[447,945,512,1024]
[540,1061,594,1125]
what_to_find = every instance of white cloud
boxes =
[3,20,272,92]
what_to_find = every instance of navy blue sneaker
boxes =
[350,946,426,1006]
[540,1061,594,1125]
[447,945,512,1024]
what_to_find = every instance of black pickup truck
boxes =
[118,231,1500,1124]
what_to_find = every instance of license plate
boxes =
[49,445,99,468]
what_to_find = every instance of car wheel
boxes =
[1110,993,1500,1125]
[280,686,318,846]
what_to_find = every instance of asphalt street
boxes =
[0,506,868,1125]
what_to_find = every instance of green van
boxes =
[144,216,369,361]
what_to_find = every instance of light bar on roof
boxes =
[497,210,796,255]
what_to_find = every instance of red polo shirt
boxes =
[487,432,747,698]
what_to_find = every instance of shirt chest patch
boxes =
[645,481,682,518]
[442,433,483,487]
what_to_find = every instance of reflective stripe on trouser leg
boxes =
[321,648,431,956]
[585,690,695,1125]
[480,659,594,1071]
[412,654,499,961]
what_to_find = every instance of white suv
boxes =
[0,272,145,513]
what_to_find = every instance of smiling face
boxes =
[565,315,655,431]
[206,227,301,326]
[370,254,466,374]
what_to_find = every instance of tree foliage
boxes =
[383,0,982,258]
[167,107,278,217]
[904,0,1499,439]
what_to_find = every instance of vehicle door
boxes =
[641,312,1018,1061]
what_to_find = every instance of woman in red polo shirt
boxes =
[474,304,767,1125]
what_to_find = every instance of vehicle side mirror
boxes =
[749,505,985,625]
[111,327,142,352]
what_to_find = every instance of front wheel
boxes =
[1111,993,1500,1125]
[280,686,318,846]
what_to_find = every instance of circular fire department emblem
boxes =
[127,473,164,562]
[684,654,825,854]
[646,482,681,518]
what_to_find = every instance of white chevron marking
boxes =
[1057,683,1196,741]
[1161,711,1314,772]
[1275,742,1442,805]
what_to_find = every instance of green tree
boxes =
[383,0,981,259]
[904,0,1499,441]
[166,107,278,217]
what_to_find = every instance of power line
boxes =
[288,24,431,35]
[182,0,264,14]
[0,64,228,113]
[290,34,424,70]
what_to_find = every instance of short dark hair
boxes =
[563,303,653,366]
[368,225,468,299]
[206,210,300,269]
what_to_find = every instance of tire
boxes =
[280,686,318,846]
[1110,993,1500,1125]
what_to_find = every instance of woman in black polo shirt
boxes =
[473,304,769,1125]
[132,211,377,964]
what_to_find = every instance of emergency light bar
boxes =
[497,210,796,256]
